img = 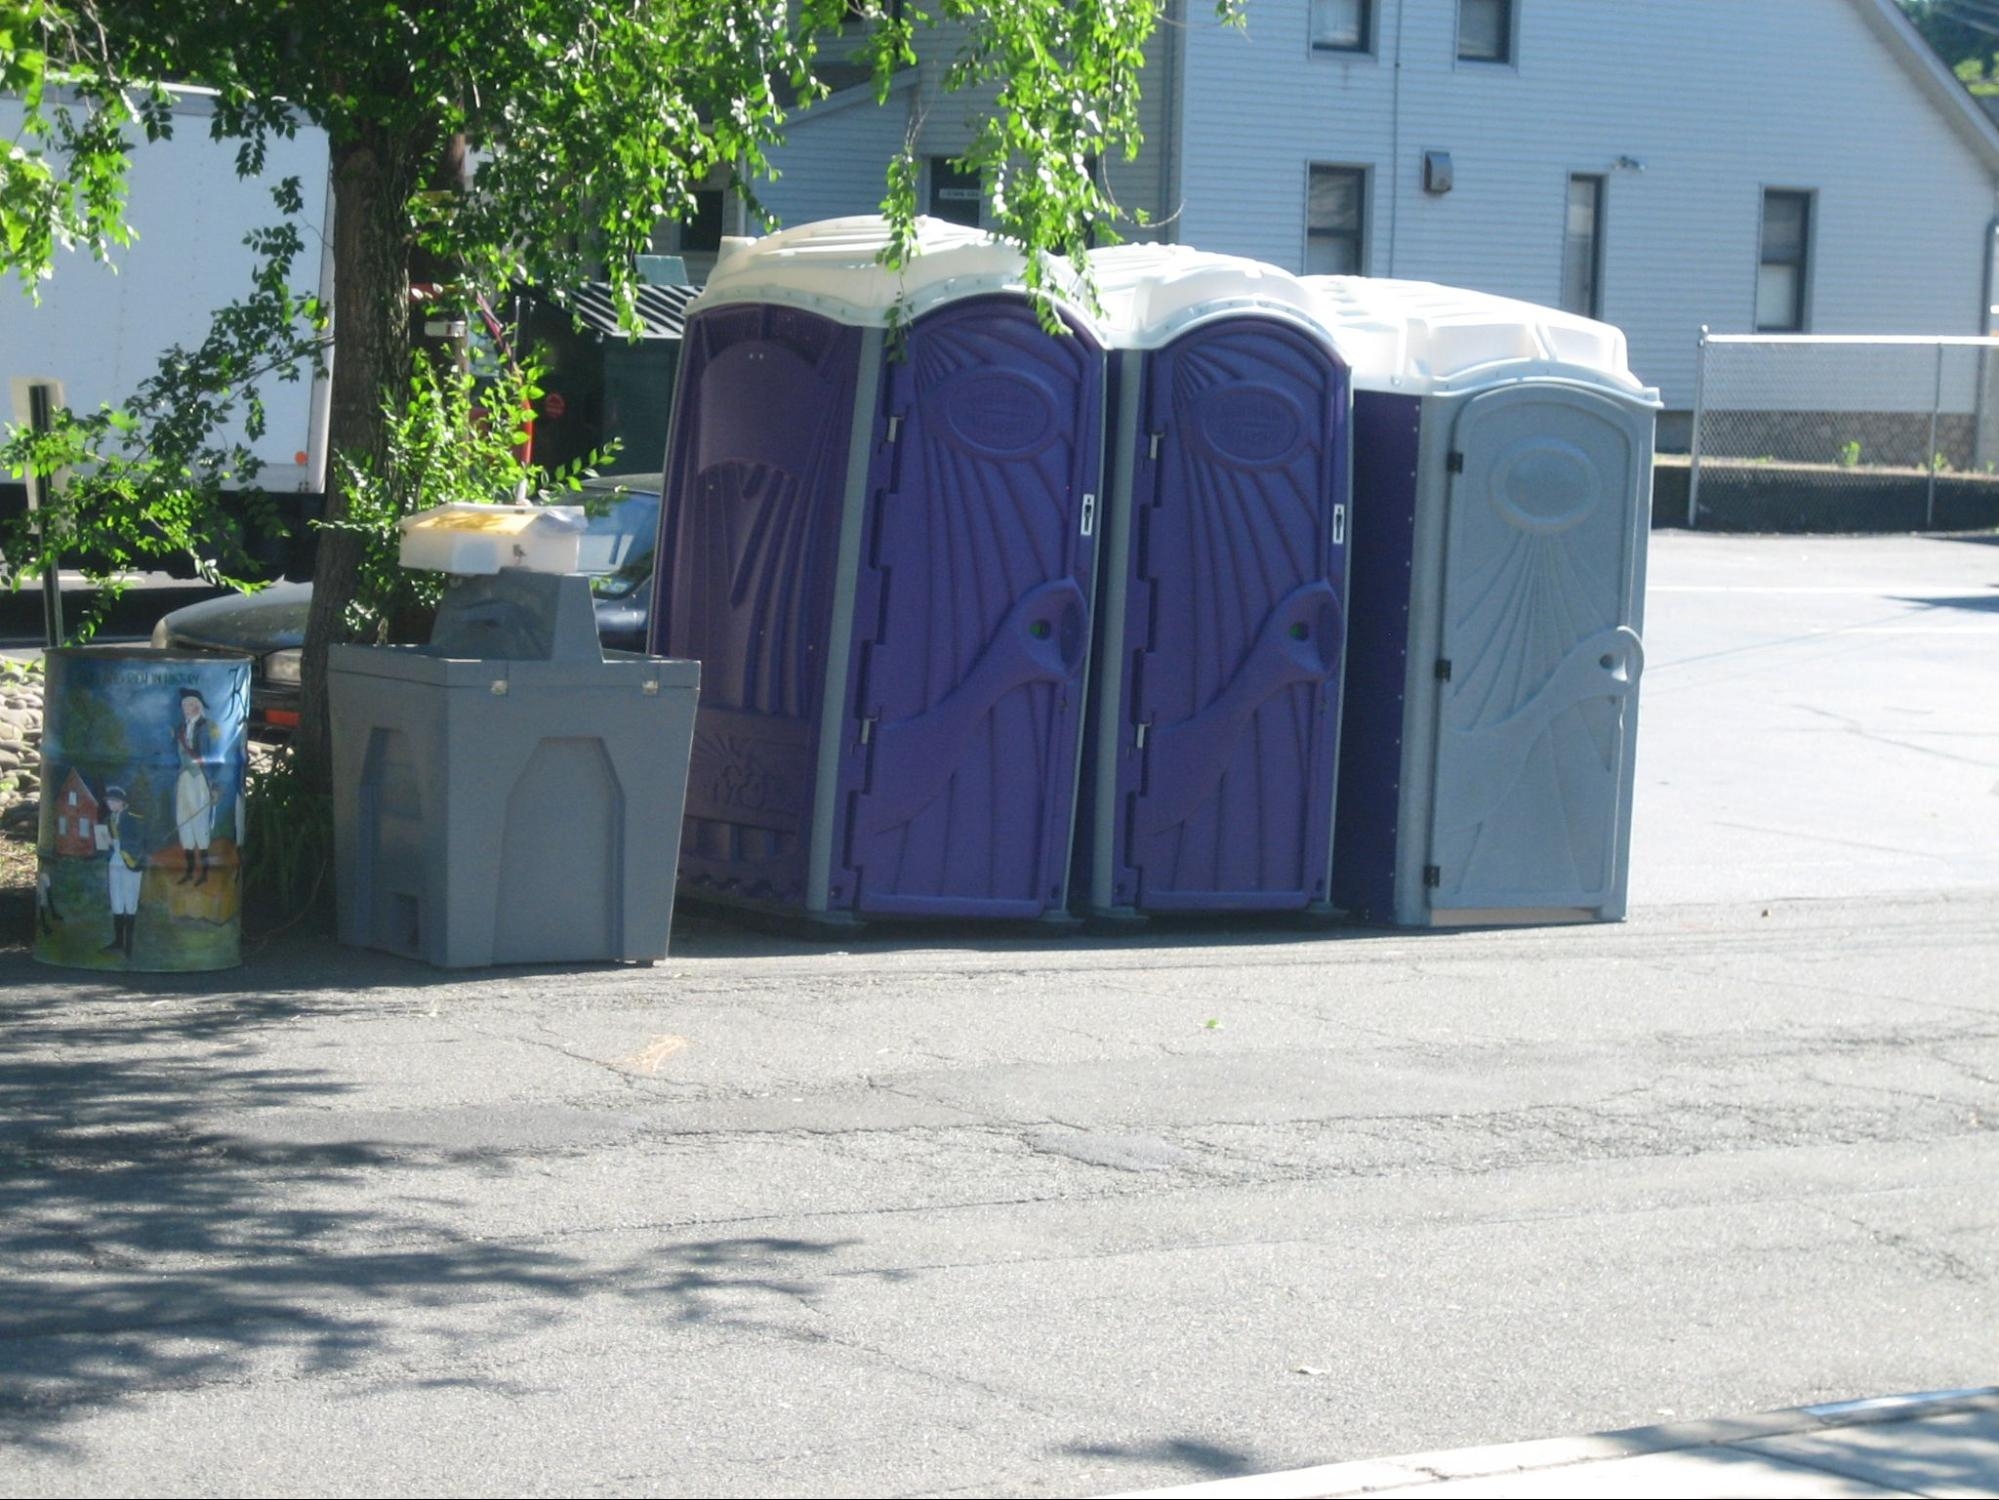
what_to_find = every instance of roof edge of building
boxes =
[1857,0,1999,180]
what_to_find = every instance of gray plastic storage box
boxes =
[329,570,700,967]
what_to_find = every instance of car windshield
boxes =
[574,491,661,575]
[590,548,654,601]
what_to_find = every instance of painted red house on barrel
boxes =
[53,768,99,857]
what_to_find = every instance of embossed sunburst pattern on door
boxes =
[840,297,1101,915]
[1430,387,1644,910]
[659,304,864,904]
[1125,321,1345,909]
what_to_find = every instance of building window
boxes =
[1311,0,1370,52]
[1562,174,1604,318]
[678,189,725,254]
[842,0,905,25]
[1306,165,1366,275]
[929,158,984,227]
[1458,0,1513,63]
[1757,189,1811,332]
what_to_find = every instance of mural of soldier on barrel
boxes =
[32,649,251,972]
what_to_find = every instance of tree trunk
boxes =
[294,130,413,789]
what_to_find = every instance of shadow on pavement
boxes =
[0,901,1434,993]
[0,982,865,1454]
[1888,591,1999,613]
[1063,1435,1277,1484]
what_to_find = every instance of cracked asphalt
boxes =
[3,531,1998,1498]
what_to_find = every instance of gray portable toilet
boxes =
[1307,278,1661,926]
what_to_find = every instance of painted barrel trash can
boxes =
[32,648,251,971]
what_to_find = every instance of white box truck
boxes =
[0,87,334,572]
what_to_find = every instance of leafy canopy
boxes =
[1,0,1236,622]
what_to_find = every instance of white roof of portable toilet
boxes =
[691,214,1099,332]
[1087,244,1341,352]
[1303,277,1658,402]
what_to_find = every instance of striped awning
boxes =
[556,281,703,340]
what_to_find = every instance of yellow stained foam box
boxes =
[397,502,587,576]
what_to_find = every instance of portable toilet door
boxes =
[1427,379,1651,919]
[653,293,870,913]
[654,216,1106,925]
[831,290,1104,919]
[1081,247,1350,918]
[1308,277,1660,926]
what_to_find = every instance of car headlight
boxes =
[263,648,303,686]
[150,619,172,648]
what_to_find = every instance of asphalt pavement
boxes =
[1,531,1996,1498]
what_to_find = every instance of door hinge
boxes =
[1147,431,1163,460]
[1423,864,1442,889]
[1445,450,1464,473]
[1080,491,1097,538]
[1135,718,1151,750]
[1434,658,1453,683]
[885,414,902,445]
[1332,503,1347,547]
[859,716,877,745]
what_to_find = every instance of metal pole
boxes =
[1926,341,1944,530]
[24,383,64,648]
[1687,325,1708,528]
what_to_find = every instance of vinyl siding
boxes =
[763,5,1180,239]
[756,89,915,230]
[1175,0,1999,406]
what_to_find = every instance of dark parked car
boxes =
[151,475,660,735]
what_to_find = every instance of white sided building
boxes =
[747,0,1999,435]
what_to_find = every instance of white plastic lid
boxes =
[692,214,1099,331]
[397,502,587,576]
[1087,244,1342,353]
[1303,276,1657,400]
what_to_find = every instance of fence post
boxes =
[24,382,65,649]
[1926,342,1944,530]
[1687,326,1708,528]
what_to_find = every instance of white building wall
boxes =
[755,90,916,231]
[1175,0,1999,407]
[760,6,1181,242]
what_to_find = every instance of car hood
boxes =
[163,580,314,653]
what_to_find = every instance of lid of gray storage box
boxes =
[329,572,699,688]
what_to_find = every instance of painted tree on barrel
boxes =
[1,0,1224,783]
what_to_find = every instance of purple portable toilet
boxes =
[1306,278,1660,926]
[650,217,1107,928]
[1076,246,1351,921]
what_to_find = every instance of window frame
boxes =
[1755,187,1814,333]
[1304,162,1370,278]
[1560,172,1606,320]
[927,155,986,229]
[1455,0,1517,66]
[840,0,905,28]
[1309,0,1374,57]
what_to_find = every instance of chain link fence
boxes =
[1687,333,1999,528]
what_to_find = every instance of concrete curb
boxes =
[1104,1387,1999,1498]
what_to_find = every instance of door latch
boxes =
[1080,492,1097,537]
